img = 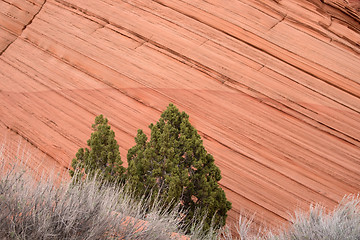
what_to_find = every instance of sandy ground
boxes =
[0,0,359,231]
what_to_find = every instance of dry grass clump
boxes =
[271,195,360,240]
[1,144,359,240]
[0,145,197,239]
[221,196,360,240]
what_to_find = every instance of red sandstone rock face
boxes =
[349,0,360,11]
[0,0,359,230]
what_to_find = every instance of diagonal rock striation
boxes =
[0,0,359,231]
[0,0,47,55]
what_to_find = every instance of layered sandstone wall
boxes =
[0,0,359,230]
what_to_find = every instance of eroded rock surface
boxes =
[0,0,359,230]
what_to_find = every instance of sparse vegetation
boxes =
[70,114,126,185]
[1,144,360,239]
[269,195,360,240]
[70,104,231,234]
[0,147,206,239]
[221,195,360,240]
[127,103,231,231]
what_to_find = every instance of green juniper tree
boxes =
[127,103,231,231]
[70,115,125,185]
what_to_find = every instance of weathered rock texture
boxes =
[0,0,359,230]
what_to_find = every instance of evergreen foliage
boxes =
[70,115,125,185]
[127,103,232,231]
